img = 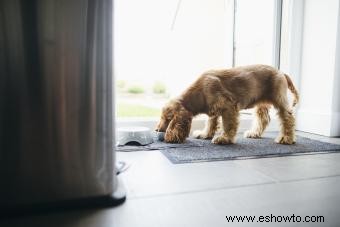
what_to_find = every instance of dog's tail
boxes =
[284,74,299,107]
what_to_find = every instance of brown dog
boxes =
[156,64,299,145]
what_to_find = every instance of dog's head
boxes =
[155,100,193,143]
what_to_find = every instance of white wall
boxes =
[295,0,340,136]
[331,6,340,136]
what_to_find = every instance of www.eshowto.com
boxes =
[225,214,324,223]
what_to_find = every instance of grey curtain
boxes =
[0,0,116,208]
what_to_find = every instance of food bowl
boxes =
[117,127,154,146]
[156,131,165,141]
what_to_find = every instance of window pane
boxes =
[114,0,233,118]
[234,0,275,66]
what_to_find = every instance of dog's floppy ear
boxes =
[164,106,193,143]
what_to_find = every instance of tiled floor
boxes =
[2,131,340,227]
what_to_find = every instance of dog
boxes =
[155,64,299,145]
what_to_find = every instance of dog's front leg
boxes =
[193,116,219,139]
[212,109,239,144]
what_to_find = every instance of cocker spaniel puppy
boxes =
[156,64,299,145]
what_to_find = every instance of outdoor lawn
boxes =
[116,80,168,118]
[117,102,161,118]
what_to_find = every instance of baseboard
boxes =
[330,111,340,136]
[296,109,340,137]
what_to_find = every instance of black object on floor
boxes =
[116,133,340,164]
[116,137,205,152]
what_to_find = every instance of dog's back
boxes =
[201,64,289,110]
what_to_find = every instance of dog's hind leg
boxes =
[193,116,219,139]
[244,104,271,138]
[212,107,239,144]
[274,98,296,145]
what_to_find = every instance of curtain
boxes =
[0,0,115,207]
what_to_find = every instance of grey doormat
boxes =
[116,133,340,164]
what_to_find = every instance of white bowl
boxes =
[117,127,154,146]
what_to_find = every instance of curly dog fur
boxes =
[156,64,299,145]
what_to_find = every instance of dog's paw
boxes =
[164,137,184,144]
[275,135,296,145]
[164,134,185,144]
[212,135,235,145]
[244,130,262,139]
[193,130,213,140]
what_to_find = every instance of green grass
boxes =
[127,85,145,94]
[153,82,167,94]
[117,103,161,117]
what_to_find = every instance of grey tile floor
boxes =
[2,131,340,227]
